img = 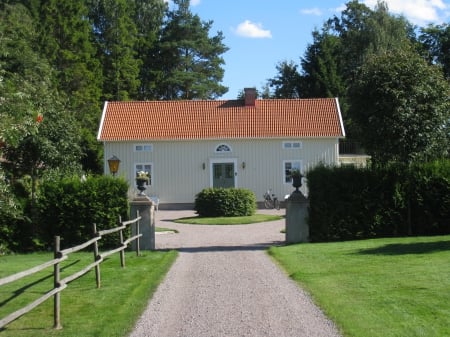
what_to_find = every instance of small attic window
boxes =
[283,141,302,149]
[134,144,153,152]
[215,144,232,153]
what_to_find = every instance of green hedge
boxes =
[307,160,450,242]
[195,188,256,217]
[37,175,129,249]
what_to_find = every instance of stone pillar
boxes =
[130,195,155,250]
[285,191,309,243]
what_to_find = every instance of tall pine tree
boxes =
[154,0,228,99]
[89,0,141,101]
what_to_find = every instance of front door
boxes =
[213,163,235,188]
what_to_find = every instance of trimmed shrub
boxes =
[37,175,129,249]
[307,160,450,242]
[195,188,256,217]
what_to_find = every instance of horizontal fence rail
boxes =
[0,213,142,330]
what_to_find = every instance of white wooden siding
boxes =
[103,138,339,204]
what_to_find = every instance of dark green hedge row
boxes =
[307,160,450,242]
[195,188,256,217]
[37,176,129,249]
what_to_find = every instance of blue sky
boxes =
[180,0,450,99]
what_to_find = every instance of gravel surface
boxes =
[129,209,342,337]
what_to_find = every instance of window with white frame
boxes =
[135,163,152,185]
[283,160,302,183]
[282,141,302,149]
[134,144,153,152]
[215,143,232,153]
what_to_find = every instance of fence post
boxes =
[135,210,140,256]
[53,236,62,330]
[93,223,101,288]
[119,216,125,268]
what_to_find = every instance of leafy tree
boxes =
[297,0,416,139]
[154,0,228,99]
[268,61,301,98]
[348,48,450,165]
[0,3,81,195]
[419,23,450,80]
[34,0,104,173]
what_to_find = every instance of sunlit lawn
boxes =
[269,235,450,337]
[174,213,283,225]
[0,250,177,337]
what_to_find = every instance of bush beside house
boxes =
[195,188,256,217]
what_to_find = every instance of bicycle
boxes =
[263,189,280,210]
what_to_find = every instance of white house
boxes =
[97,88,345,209]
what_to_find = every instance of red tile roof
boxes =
[97,98,345,141]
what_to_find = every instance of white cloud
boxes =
[300,8,322,16]
[363,0,449,24]
[233,20,272,38]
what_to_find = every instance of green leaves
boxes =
[194,188,256,217]
[349,48,450,164]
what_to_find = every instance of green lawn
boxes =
[0,250,177,337]
[269,235,450,337]
[174,213,283,225]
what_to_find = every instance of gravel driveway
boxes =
[129,209,342,337]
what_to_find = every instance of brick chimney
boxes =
[244,87,256,106]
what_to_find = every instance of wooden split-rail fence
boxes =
[0,213,142,330]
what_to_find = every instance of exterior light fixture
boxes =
[107,155,121,176]
[202,162,206,170]
[242,162,246,169]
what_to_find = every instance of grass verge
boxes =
[268,235,450,337]
[0,250,177,337]
[174,213,283,225]
[155,227,178,233]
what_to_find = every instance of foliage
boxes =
[37,175,129,249]
[348,48,450,164]
[300,29,345,99]
[89,0,141,101]
[194,188,256,217]
[307,161,450,242]
[0,172,23,254]
[268,61,301,98]
[420,23,450,80]
[153,0,229,99]
[269,235,450,337]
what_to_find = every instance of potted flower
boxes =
[136,171,150,195]
[290,169,303,191]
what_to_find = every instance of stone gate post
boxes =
[285,190,309,244]
[130,195,155,250]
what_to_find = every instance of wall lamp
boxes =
[202,162,206,170]
[242,162,246,169]
[107,155,121,176]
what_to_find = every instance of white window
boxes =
[283,160,302,183]
[134,144,153,152]
[283,141,302,149]
[135,163,152,185]
[215,143,232,153]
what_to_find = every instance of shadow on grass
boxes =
[357,240,450,255]
[0,259,81,307]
